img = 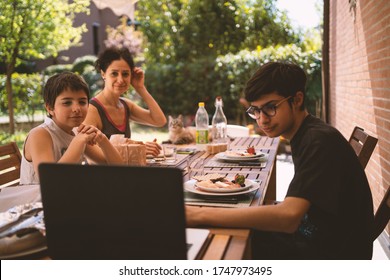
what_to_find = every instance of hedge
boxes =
[145,44,322,124]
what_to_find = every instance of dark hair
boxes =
[44,72,90,118]
[94,47,135,73]
[244,61,307,109]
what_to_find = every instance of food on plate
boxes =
[196,179,241,190]
[233,174,245,185]
[194,173,246,190]
[225,150,256,157]
[192,173,226,182]
[246,146,256,155]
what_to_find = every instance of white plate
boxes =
[195,179,252,193]
[215,152,267,162]
[0,230,47,259]
[223,150,264,160]
[184,179,260,196]
[0,244,47,259]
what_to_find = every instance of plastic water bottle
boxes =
[211,96,227,143]
[195,102,209,150]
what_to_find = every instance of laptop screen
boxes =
[39,163,187,260]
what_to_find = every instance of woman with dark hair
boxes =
[84,47,166,156]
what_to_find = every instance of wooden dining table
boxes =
[176,136,280,260]
[6,136,279,260]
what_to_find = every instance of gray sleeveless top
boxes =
[20,118,86,185]
[89,97,131,139]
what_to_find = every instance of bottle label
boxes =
[196,130,209,144]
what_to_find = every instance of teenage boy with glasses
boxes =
[186,62,374,259]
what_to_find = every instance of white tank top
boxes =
[20,118,85,185]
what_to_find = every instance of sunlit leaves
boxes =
[0,0,89,65]
[135,0,321,119]
[136,0,300,64]
[214,44,322,114]
[0,0,89,133]
[0,73,44,117]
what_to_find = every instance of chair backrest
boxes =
[226,124,250,138]
[0,142,22,188]
[372,186,390,241]
[207,124,250,138]
[348,126,378,169]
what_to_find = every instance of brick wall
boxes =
[329,0,389,232]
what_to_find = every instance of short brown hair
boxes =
[44,72,90,117]
[244,61,307,109]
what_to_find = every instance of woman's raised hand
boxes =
[130,67,145,89]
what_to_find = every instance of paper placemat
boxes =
[204,157,267,168]
[184,191,256,208]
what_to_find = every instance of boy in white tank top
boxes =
[20,72,123,185]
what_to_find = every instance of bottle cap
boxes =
[198,102,205,107]
[215,96,223,106]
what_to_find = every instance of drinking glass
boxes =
[163,145,177,163]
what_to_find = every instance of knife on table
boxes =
[238,161,263,166]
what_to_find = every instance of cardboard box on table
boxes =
[110,135,146,166]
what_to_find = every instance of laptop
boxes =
[38,163,209,260]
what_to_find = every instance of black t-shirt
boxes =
[287,115,374,259]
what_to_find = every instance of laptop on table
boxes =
[38,163,209,260]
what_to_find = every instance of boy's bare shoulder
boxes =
[27,126,51,141]
[24,126,53,160]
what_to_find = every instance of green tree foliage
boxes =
[145,45,321,124]
[0,73,44,122]
[235,0,301,49]
[0,0,89,133]
[136,0,320,123]
[0,55,101,129]
[136,0,300,64]
[214,45,322,119]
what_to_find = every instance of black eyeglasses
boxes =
[246,96,292,120]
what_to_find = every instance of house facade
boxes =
[35,2,120,70]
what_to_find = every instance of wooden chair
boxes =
[372,186,390,241]
[226,124,250,138]
[348,126,378,169]
[0,142,22,188]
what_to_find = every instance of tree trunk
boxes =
[6,65,15,134]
